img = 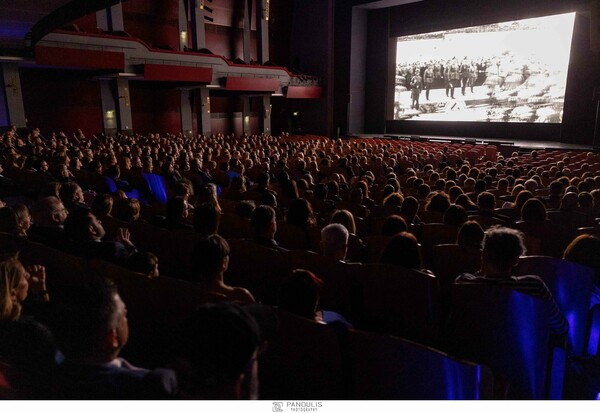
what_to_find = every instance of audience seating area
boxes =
[2,130,600,399]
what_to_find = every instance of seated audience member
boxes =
[112,197,141,224]
[285,198,318,248]
[380,215,408,237]
[59,181,89,213]
[379,232,428,273]
[250,205,287,252]
[278,269,324,322]
[0,317,59,399]
[330,209,364,262]
[126,251,160,279]
[193,202,220,238]
[471,191,510,223]
[235,200,256,218]
[159,196,193,230]
[424,191,451,214]
[175,302,265,399]
[28,196,69,250]
[520,198,549,222]
[192,234,255,303]
[12,204,31,237]
[277,269,350,326]
[196,184,222,214]
[330,209,357,236]
[563,234,600,308]
[64,209,137,266]
[92,194,118,240]
[454,193,478,212]
[0,255,48,321]
[455,226,568,336]
[48,276,177,399]
[456,220,485,250]
[511,190,534,213]
[320,224,349,261]
[399,196,421,224]
[443,204,468,227]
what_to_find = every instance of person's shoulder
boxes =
[454,272,479,283]
[231,287,256,304]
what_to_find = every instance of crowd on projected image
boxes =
[393,13,576,124]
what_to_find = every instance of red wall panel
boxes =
[143,64,212,82]
[20,69,103,137]
[225,77,280,91]
[35,46,124,70]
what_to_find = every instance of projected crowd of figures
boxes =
[393,13,576,123]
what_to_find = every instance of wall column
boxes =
[1,63,26,128]
[181,89,194,136]
[242,0,252,62]
[178,0,189,51]
[116,78,133,133]
[96,2,124,32]
[258,95,271,134]
[197,87,211,136]
[100,80,118,136]
[242,96,251,135]
[255,0,270,63]
[190,0,207,50]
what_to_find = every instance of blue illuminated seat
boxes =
[447,283,561,399]
[142,173,168,205]
[346,328,494,399]
[516,256,594,357]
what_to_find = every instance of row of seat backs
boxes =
[226,240,442,344]
[259,310,494,400]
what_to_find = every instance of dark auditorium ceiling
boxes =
[0,0,124,54]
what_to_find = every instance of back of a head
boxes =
[194,202,220,236]
[400,196,419,216]
[383,192,403,207]
[330,209,356,235]
[457,220,484,249]
[320,223,349,260]
[563,234,600,283]
[177,302,260,397]
[381,215,408,237]
[286,198,314,227]
[192,234,230,281]
[482,226,525,272]
[443,204,468,226]
[561,191,579,210]
[48,276,120,361]
[521,198,547,222]
[379,232,422,270]
[278,269,323,320]
[0,318,58,398]
[251,205,276,236]
[477,191,495,210]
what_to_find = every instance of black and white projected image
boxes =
[393,13,576,123]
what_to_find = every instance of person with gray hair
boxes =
[320,223,349,262]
